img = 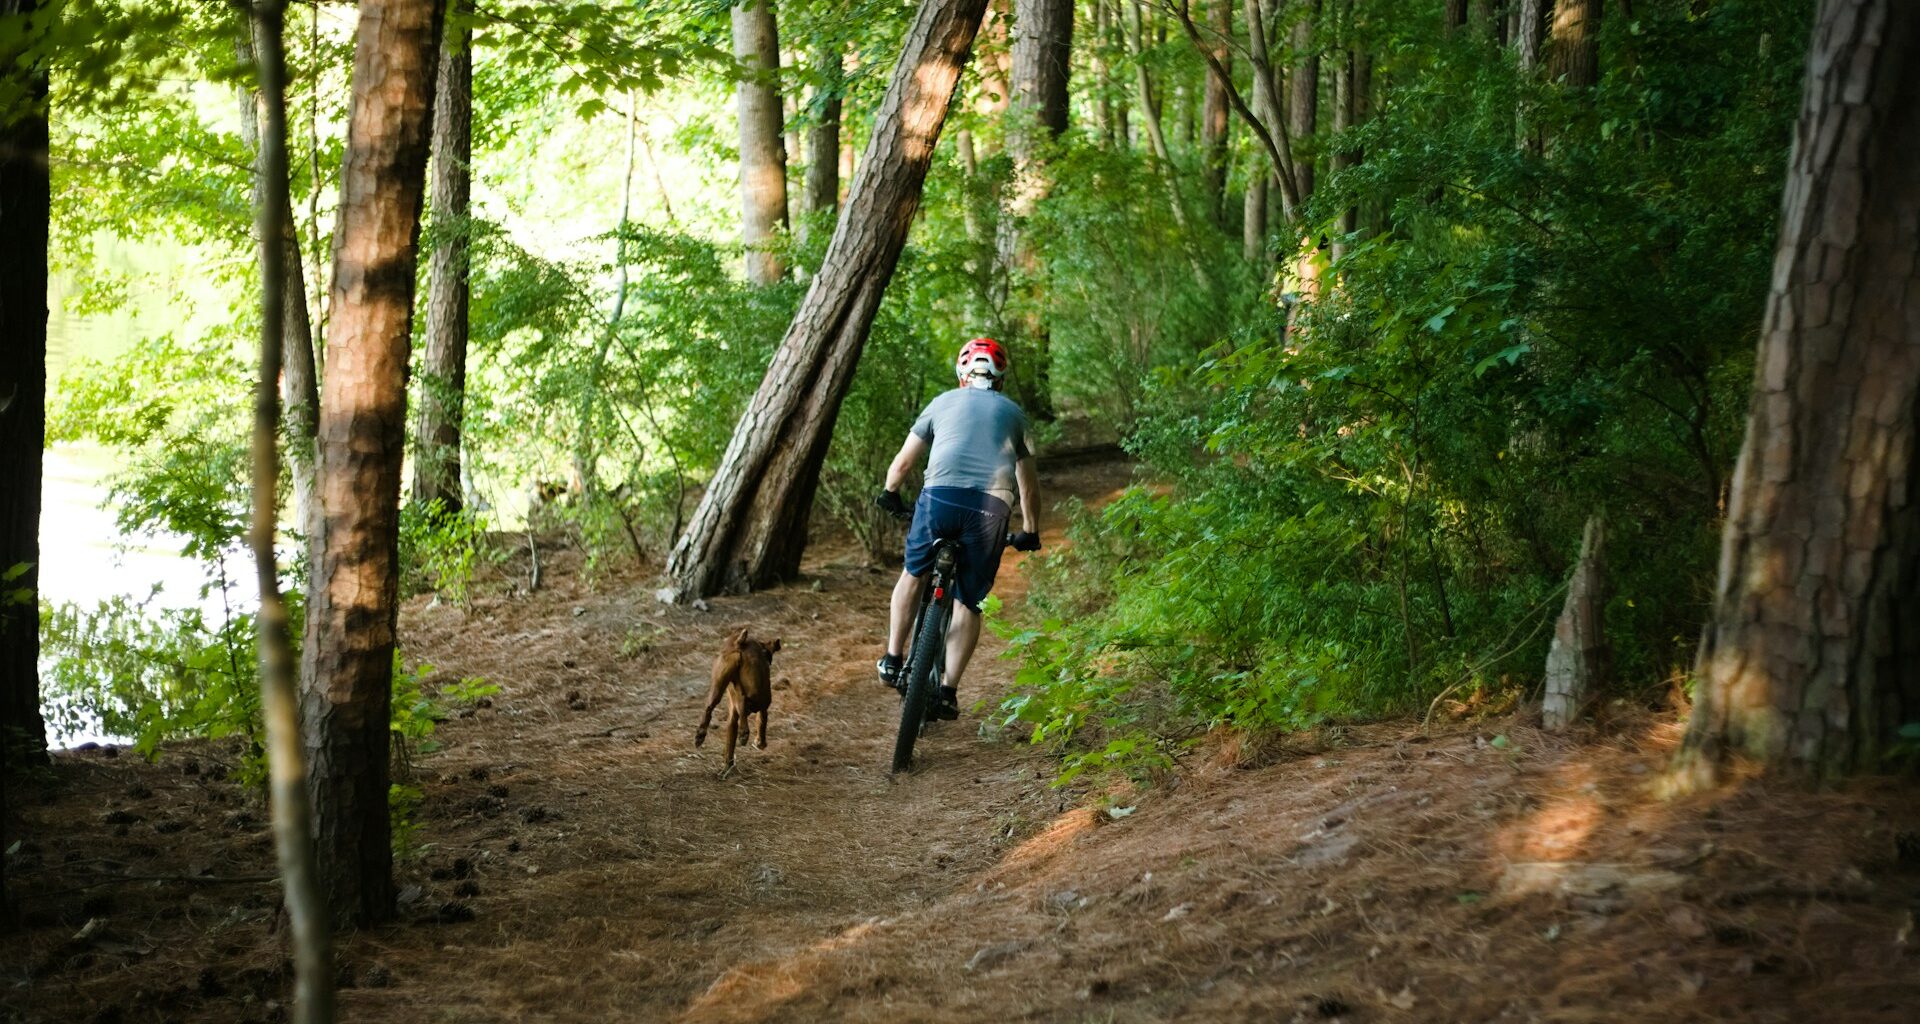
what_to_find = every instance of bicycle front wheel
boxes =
[891,600,948,773]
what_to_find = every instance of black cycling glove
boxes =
[1009,531,1042,552]
[875,489,912,522]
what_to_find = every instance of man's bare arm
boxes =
[1015,456,1039,534]
[885,433,929,492]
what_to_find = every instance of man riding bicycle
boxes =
[874,337,1042,721]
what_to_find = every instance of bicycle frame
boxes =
[892,538,962,772]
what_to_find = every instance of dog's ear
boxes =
[730,625,750,646]
[767,637,782,653]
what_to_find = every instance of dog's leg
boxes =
[722,691,741,775]
[755,709,768,750]
[694,670,729,748]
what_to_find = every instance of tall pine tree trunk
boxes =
[1680,0,1920,781]
[0,1,51,846]
[1547,0,1601,88]
[999,0,1072,419]
[733,1,789,284]
[1287,0,1320,205]
[804,41,843,221]
[1200,0,1232,224]
[241,4,335,1018]
[302,0,443,928]
[412,12,472,514]
[665,0,991,600]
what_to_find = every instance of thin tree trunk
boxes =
[301,0,444,929]
[1092,0,1115,144]
[974,0,1013,135]
[665,0,992,600]
[242,3,335,1017]
[1243,170,1267,262]
[1126,1,1200,252]
[1329,0,1359,263]
[1680,0,1920,782]
[733,1,788,284]
[804,41,843,222]
[1547,0,1602,88]
[0,0,51,814]
[411,9,471,514]
[1200,0,1232,224]
[1446,0,1468,31]
[236,14,322,495]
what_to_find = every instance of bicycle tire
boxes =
[891,598,948,773]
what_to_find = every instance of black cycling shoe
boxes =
[877,655,904,691]
[932,686,960,721]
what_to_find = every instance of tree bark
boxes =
[1329,32,1356,263]
[0,0,51,814]
[1514,0,1545,72]
[1009,0,1072,143]
[242,4,336,1018]
[411,11,472,514]
[1201,0,1232,224]
[1243,170,1267,262]
[235,10,321,524]
[1680,0,1920,781]
[1547,0,1601,88]
[665,0,991,600]
[1000,0,1073,419]
[733,1,789,284]
[301,0,444,929]
[1287,0,1320,204]
[1542,515,1608,731]
[804,41,843,221]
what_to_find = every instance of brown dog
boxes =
[694,626,782,776]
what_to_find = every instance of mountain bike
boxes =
[890,534,968,773]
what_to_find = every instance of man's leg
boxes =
[943,602,983,693]
[888,569,925,657]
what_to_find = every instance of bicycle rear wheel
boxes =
[891,599,948,773]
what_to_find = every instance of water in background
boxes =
[41,234,252,748]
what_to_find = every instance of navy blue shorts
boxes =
[903,487,1010,611]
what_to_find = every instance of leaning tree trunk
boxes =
[242,3,335,1018]
[1547,0,1601,89]
[0,0,50,780]
[301,0,443,929]
[411,11,472,514]
[665,0,992,600]
[1680,0,1920,781]
[997,0,1072,419]
[733,1,789,285]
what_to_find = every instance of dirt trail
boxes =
[342,465,1128,1022]
[7,456,1920,1023]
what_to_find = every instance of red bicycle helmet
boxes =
[955,337,1009,389]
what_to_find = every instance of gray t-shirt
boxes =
[912,387,1031,506]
